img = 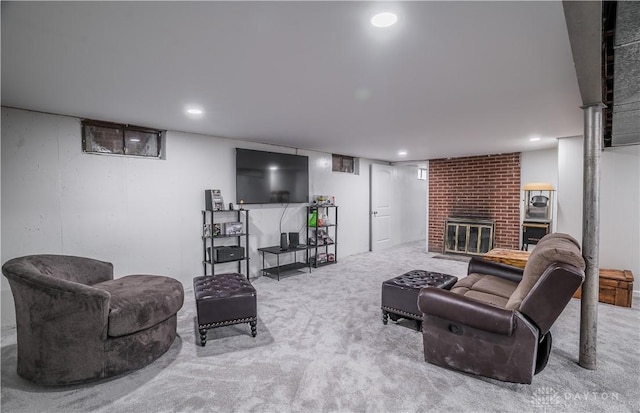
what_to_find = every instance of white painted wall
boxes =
[307,153,371,256]
[521,149,559,187]
[521,148,559,235]
[557,136,640,291]
[557,137,584,239]
[600,145,640,279]
[395,165,428,243]
[1,107,421,327]
[423,139,638,292]
[424,162,429,251]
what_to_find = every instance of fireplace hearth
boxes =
[444,218,495,256]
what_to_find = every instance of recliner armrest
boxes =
[418,286,515,335]
[468,257,524,283]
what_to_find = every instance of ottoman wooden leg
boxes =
[250,320,257,337]
[199,327,207,346]
[382,310,389,325]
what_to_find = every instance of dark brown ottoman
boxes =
[382,270,458,330]
[193,273,257,346]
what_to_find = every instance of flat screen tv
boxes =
[236,148,309,204]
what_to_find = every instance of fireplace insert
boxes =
[444,218,495,255]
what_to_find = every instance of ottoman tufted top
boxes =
[194,273,255,300]
[384,270,457,290]
[381,270,458,322]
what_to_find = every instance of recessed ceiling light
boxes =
[529,136,541,142]
[269,165,278,171]
[371,12,397,28]
[186,108,203,115]
[398,150,408,156]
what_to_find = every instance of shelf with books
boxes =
[202,209,250,278]
[306,205,338,268]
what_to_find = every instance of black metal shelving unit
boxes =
[306,205,338,268]
[202,209,250,278]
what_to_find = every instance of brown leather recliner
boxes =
[417,233,586,384]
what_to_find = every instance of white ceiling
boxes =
[1,1,584,162]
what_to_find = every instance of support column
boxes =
[579,103,604,370]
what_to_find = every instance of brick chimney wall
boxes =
[429,153,521,253]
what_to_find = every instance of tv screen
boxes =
[236,148,309,204]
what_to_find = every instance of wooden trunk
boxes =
[573,269,634,308]
[484,248,635,308]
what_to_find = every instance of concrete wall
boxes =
[1,107,426,327]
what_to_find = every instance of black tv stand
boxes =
[257,245,310,281]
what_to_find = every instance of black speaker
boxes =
[280,233,288,250]
[288,232,299,248]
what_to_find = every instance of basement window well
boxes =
[82,119,164,158]
[332,154,357,174]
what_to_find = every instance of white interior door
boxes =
[370,164,395,251]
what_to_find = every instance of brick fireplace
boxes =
[428,153,521,253]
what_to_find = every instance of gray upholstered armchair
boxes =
[2,255,184,385]
[418,233,585,384]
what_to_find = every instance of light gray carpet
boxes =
[2,241,639,412]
